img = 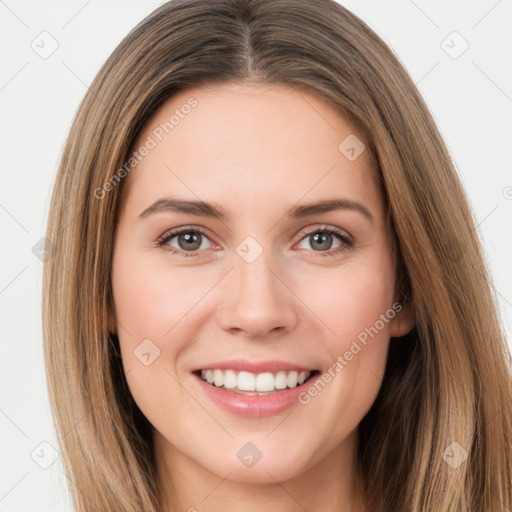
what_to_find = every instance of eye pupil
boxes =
[310,232,333,251]
[179,232,202,250]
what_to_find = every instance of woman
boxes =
[42,1,512,511]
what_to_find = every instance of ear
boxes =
[389,288,416,338]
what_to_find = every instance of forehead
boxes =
[121,82,381,220]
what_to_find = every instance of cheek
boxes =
[110,247,186,401]
[112,249,205,342]
[292,256,396,426]
[111,249,196,425]
[302,257,396,352]
[111,248,219,400]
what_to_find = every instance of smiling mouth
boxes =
[194,369,320,395]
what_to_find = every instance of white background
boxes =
[1,1,511,510]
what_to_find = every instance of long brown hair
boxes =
[42,1,512,510]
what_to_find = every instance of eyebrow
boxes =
[138,197,374,223]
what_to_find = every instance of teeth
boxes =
[298,371,308,385]
[199,369,312,392]
[256,372,275,392]
[287,370,298,388]
[223,369,237,389]
[275,371,288,389]
[238,371,256,391]
[213,369,224,387]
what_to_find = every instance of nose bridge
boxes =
[217,240,298,337]
[233,233,280,297]
[236,247,278,299]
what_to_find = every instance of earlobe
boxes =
[389,301,416,338]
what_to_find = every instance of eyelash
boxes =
[156,224,354,259]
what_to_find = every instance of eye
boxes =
[157,226,215,257]
[296,225,353,257]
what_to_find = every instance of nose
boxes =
[217,251,298,339]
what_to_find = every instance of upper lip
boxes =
[192,359,317,374]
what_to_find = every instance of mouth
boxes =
[191,359,322,417]
[193,368,321,396]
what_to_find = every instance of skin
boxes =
[110,82,415,512]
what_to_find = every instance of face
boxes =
[110,82,415,486]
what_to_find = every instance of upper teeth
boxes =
[200,369,311,392]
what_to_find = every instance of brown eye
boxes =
[174,231,203,251]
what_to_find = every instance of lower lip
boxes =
[193,372,320,417]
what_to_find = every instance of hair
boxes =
[42,0,512,510]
